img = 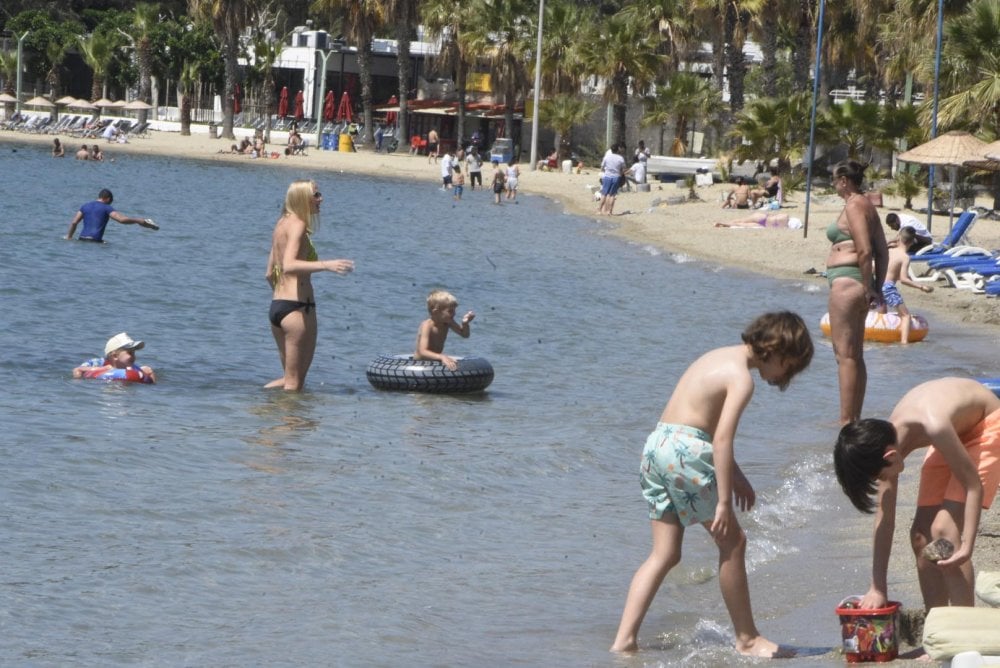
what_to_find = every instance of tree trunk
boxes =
[725,4,747,112]
[760,8,778,98]
[179,82,191,136]
[712,26,725,93]
[138,39,152,125]
[262,71,274,143]
[792,0,812,92]
[456,56,467,148]
[393,9,412,153]
[222,37,238,140]
[358,41,374,146]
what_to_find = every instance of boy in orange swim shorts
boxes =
[834,377,1000,620]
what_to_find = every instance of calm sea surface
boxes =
[1,140,998,667]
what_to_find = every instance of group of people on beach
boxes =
[430,143,521,206]
[62,147,997,661]
[610,159,999,659]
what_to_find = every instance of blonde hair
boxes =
[283,179,319,234]
[426,289,458,313]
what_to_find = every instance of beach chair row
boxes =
[1,113,149,139]
[908,209,1000,296]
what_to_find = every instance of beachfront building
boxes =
[259,27,520,155]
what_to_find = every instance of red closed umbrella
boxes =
[336,91,352,123]
[385,95,397,125]
[294,90,304,121]
[277,86,288,117]
[233,83,241,114]
[323,91,335,122]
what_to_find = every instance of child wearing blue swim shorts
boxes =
[611,312,814,657]
[879,227,933,344]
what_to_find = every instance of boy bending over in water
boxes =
[878,227,933,344]
[835,378,1000,617]
[414,289,475,370]
[611,311,813,656]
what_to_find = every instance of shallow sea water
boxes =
[1,140,998,666]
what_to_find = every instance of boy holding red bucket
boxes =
[834,378,1000,618]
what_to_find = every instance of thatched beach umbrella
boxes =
[964,140,1000,212]
[25,95,55,108]
[898,131,989,229]
[0,92,16,120]
[69,99,97,110]
[124,99,153,121]
[55,95,77,105]
[24,96,56,120]
[963,140,1000,171]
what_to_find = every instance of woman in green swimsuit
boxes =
[825,160,889,424]
[265,179,354,391]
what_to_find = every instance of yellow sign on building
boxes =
[467,72,492,93]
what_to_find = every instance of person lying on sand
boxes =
[715,212,801,229]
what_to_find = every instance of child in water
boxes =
[72,332,156,383]
[452,164,465,202]
[414,289,475,371]
[878,227,933,344]
[611,312,813,656]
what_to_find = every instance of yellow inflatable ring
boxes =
[820,311,929,343]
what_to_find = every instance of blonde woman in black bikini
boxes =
[826,160,888,424]
[265,179,354,391]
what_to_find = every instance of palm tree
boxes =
[179,60,200,135]
[78,32,116,101]
[118,3,160,125]
[536,1,596,96]
[43,35,73,99]
[385,0,416,152]
[312,0,386,147]
[539,94,594,160]
[188,0,255,140]
[932,0,1000,133]
[249,17,284,143]
[421,0,475,145]
[0,51,16,94]
[619,0,695,79]
[689,0,765,112]
[817,99,885,161]
[581,12,664,148]
[729,92,812,172]
[643,72,725,155]
[464,0,535,149]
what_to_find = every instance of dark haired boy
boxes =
[834,377,1000,613]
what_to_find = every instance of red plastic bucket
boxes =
[835,596,901,663]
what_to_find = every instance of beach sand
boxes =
[5,127,997,598]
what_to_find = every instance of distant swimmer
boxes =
[65,188,159,242]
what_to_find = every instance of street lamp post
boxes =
[15,31,28,114]
[315,46,337,149]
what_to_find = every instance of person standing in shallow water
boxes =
[611,311,813,657]
[825,160,888,424]
[265,180,354,391]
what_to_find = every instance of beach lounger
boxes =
[124,122,149,139]
[943,269,984,290]
[911,211,979,260]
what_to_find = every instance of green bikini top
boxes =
[272,234,318,284]
[826,221,853,244]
